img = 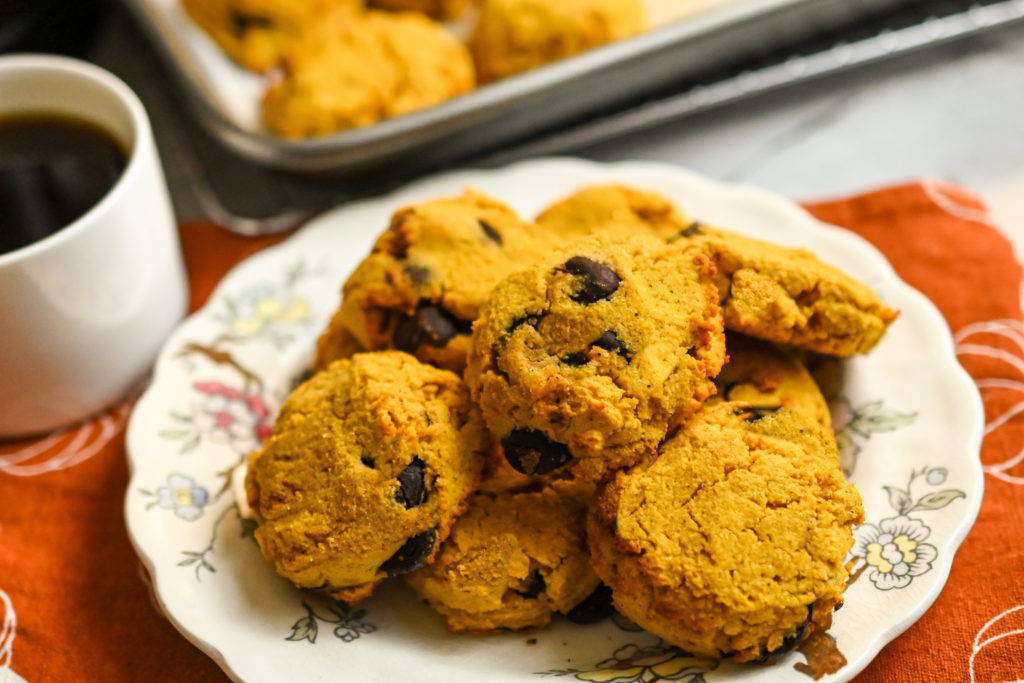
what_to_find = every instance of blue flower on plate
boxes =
[155,473,210,521]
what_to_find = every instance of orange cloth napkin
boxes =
[1,182,1022,682]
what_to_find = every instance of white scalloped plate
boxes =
[125,158,984,683]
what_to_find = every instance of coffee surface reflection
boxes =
[0,113,127,255]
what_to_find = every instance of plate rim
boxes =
[124,157,985,683]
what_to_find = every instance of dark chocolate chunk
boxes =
[393,304,463,352]
[502,429,572,475]
[565,584,615,624]
[403,264,431,287]
[379,528,437,576]
[564,256,620,304]
[562,351,589,366]
[756,605,813,663]
[360,455,375,469]
[668,221,705,242]
[479,219,503,245]
[735,405,782,423]
[395,457,427,509]
[393,315,422,353]
[513,570,546,599]
[230,10,273,34]
[592,330,629,360]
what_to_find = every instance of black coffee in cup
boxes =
[0,112,127,255]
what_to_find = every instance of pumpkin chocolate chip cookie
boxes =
[466,233,726,480]
[469,0,645,83]
[405,480,600,632]
[587,401,863,661]
[317,189,554,374]
[262,9,475,137]
[181,0,359,72]
[670,223,899,356]
[535,183,690,242]
[245,351,487,605]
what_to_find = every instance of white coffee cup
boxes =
[0,54,188,438]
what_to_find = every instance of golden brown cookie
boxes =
[670,223,899,356]
[245,351,487,605]
[405,480,600,632]
[588,401,863,661]
[469,0,645,82]
[710,333,832,428]
[318,189,555,374]
[466,233,726,480]
[535,184,689,242]
[370,0,472,18]
[313,308,366,371]
[262,9,475,137]
[181,0,359,72]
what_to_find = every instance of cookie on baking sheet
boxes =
[587,401,863,661]
[469,0,645,82]
[710,333,832,428]
[535,184,690,242]
[405,479,600,632]
[262,9,475,137]
[181,0,359,72]
[466,233,725,481]
[318,189,554,374]
[669,223,899,356]
[370,0,472,18]
[245,351,487,605]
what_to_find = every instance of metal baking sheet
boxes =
[121,0,909,175]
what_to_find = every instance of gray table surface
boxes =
[88,3,1024,251]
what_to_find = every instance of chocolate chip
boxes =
[393,304,463,352]
[564,257,620,304]
[403,265,430,287]
[230,10,273,33]
[562,351,589,366]
[735,405,782,422]
[592,331,629,360]
[379,528,436,576]
[565,584,614,624]
[395,457,427,509]
[479,219,502,245]
[360,456,375,469]
[502,429,572,475]
[668,222,705,242]
[513,571,546,599]
[757,605,813,663]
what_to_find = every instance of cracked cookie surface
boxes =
[317,190,555,374]
[587,401,863,661]
[405,480,600,632]
[670,223,898,356]
[245,351,486,605]
[466,233,726,480]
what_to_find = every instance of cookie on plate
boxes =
[405,480,600,632]
[245,351,487,605]
[466,233,726,480]
[670,223,899,356]
[535,184,689,242]
[588,401,863,661]
[369,0,472,18]
[181,0,358,72]
[262,9,475,137]
[710,333,832,427]
[469,0,645,82]
[318,189,555,374]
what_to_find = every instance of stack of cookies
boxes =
[180,0,646,137]
[244,184,897,663]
